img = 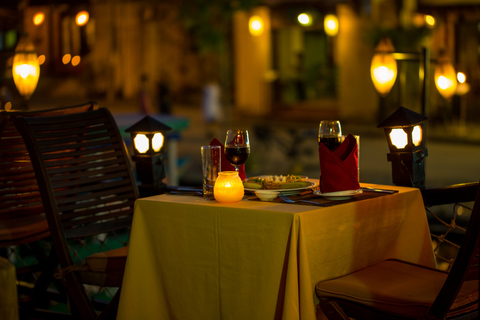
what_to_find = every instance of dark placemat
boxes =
[246,189,396,206]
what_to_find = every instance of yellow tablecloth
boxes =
[117,183,435,320]
[0,257,19,320]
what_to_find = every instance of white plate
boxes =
[313,189,363,200]
[245,181,315,196]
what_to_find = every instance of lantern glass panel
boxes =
[412,125,422,146]
[152,133,164,152]
[389,128,408,149]
[134,134,149,153]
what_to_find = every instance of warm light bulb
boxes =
[62,54,71,64]
[134,134,149,153]
[412,126,422,146]
[249,16,263,36]
[425,15,435,28]
[298,13,311,26]
[437,76,452,89]
[457,72,466,84]
[435,54,457,100]
[374,66,395,84]
[152,133,164,152]
[76,11,89,26]
[38,55,46,65]
[324,14,338,36]
[33,12,45,26]
[71,55,81,66]
[389,129,408,149]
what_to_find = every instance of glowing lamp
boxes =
[214,171,244,203]
[249,16,264,36]
[324,14,338,37]
[298,13,313,26]
[33,12,45,26]
[76,11,89,26]
[378,107,428,188]
[371,38,397,96]
[435,53,457,101]
[126,116,172,196]
[12,35,40,100]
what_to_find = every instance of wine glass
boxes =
[318,120,342,152]
[224,130,250,172]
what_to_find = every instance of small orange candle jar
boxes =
[214,171,244,203]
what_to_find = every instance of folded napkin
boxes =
[210,138,246,180]
[319,133,359,193]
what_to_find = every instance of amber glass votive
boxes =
[214,171,244,203]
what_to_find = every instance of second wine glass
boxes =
[318,120,342,152]
[224,130,250,172]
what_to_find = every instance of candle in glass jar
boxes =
[214,171,244,203]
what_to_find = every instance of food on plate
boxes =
[244,175,311,190]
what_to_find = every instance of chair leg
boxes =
[97,287,121,320]
[318,300,350,320]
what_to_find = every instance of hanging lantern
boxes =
[435,52,457,101]
[370,38,397,97]
[12,34,40,100]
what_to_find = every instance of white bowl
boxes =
[255,191,279,201]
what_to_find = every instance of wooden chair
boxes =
[0,102,97,312]
[15,107,139,319]
[315,181,480,320]
[421,182,479,271]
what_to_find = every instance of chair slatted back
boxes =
[0,102,97,246]
[428,181,480,318]
[14,107,138,270]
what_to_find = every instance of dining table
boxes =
[116,181,435,320]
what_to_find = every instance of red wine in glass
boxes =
[318,120,342,152]
[224,130,250,171]
[225,147,250,167]
[318,137,342,151]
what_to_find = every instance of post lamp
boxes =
[12,34,40,105]
[377,106,429,188]
[370,38,429,116]
[126,116,172,196]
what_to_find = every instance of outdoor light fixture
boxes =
[370,37,430,116]
[12,34,40,101]
[324,14,339,37]
[249,15,264,36]
[435,52,457,101]
[126,116,172,196]
[370,38,397,97]
[378,106,429,188]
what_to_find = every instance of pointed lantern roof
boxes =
[377,106,428,128]
[126,116,172,133]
